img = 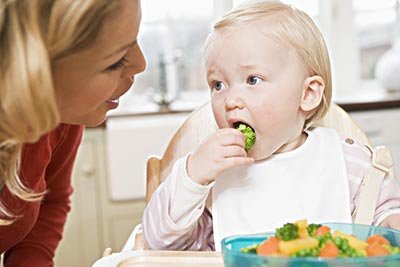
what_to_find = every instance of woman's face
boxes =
[52,0,146,126]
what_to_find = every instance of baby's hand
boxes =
[187,128,254,185]
[379,214,400,230]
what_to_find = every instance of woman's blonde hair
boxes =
[205,0,332,128]
[0,0,118,224]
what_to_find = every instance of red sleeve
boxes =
[3,124,84,267]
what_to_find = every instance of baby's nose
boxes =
[225,98,244,111]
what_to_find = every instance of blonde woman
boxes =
[142,0,400,251]
[0,0,145,266]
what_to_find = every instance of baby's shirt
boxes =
[142,133,400,251]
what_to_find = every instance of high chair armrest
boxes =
[122,224,148,251]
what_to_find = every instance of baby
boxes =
[142,0,400,251]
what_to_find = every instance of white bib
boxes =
[212,127,352,251]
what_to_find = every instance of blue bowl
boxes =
[221,223,400,267]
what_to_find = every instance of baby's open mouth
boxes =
[233,121,256,151]
[233,121,254,132]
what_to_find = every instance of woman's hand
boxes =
[187,128,254,185]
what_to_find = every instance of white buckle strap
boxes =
[353,146,393,225]
[371,146,392,173]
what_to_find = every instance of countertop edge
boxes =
[89,99,400,129]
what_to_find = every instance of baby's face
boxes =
[206,24,310,160]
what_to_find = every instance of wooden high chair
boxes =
[120,101,394,252]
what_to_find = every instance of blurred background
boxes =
[118,0,400,108]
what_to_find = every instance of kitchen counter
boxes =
[334,80,400,112]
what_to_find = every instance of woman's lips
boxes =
[106,98,119,109]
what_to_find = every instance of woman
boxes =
[0,0,145,266]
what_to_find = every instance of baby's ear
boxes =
[300,75,325,112]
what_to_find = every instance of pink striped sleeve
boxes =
[142,156,215,250]
[342,137,400,225]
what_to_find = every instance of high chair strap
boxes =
[352,145,393,225]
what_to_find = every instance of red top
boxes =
[0,124,84,267]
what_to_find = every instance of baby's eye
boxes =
[247,75,262,85]
[213,81,225,91]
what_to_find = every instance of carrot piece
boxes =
[366,243,390,257]
[319,241,339,258]
[257,236,280,256]
[315,226,331,237]
[366,235,390,246]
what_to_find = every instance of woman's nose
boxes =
[121,43,146,79]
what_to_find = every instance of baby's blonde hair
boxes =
[205,0,332,128]
[0,0,118,225]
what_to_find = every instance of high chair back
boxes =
[146,101,371,203]
[124,101,393,252]
[146,102,218,203]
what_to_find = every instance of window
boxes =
[124,0,399,109]
[233,0,318,17]
[124,0,215,107]
[354,0,398,79]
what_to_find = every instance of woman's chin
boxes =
[84,115,107,127]
[84,119,105,127]
[61,113,106,127]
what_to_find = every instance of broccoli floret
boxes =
[307,223,322,236]
[240,244,259,254]
[276,223,299,241]
[236,123,256,151]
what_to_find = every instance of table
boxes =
[92,250,224,267]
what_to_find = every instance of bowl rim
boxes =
[221,222,400,263]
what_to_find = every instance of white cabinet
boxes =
[55,129,146,266]
[55,112,191,266]
[55,129,104,267]
[349,108,400,179]
[105,113,190,201]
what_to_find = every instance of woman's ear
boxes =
[300,75,325,112]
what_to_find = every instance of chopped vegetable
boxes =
[240,243,259,254]
[315,226,331,237]
[295,220,309,238]
[292,247,319,257]
[256,237,280,256]
[333,231,368,251]
[279,237,319,255]
[276,223,299,241]
[366,235,390,246]
[236,123,256,151]
[319,241,339,258]
[240,220,400,259]
[307,223,322,236]
[366,243,390,257]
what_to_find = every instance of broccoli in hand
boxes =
[236,123,256,151]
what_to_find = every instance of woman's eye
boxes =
[106,57,128,72]
[247,75,262,85]
[213,81,225,91]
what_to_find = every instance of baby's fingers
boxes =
[218,130,245,147]
[222,145,248,158]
